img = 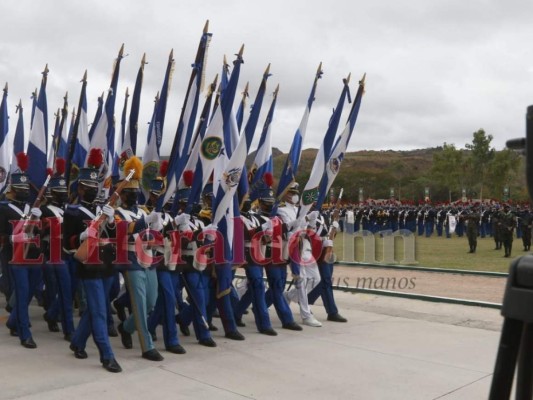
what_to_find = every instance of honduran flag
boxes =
[27,65,49,196]
[315,74,365,209]
[298,74,351,219]
[272,63,323,214]
[248,85,279,202]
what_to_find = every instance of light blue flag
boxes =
[272,63,323,215]
[316,74,366,209]
[27,65,49,197]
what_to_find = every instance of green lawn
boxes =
[333,232,519,273]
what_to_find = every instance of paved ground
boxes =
[333,264,507,303]
[0,290,504,400]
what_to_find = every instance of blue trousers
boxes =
[148,270,181,348]
[123,268,158,353]
[71,276,115,361]
[180,269,211,341]
[265,264,295,325]
[308,261,338,316]
[45,261,75,336]
[235,264,273,331]
[8,265,42,341]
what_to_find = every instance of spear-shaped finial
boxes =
[125,87,129,99]
[118,43,125,59]
[264,63,271,78]
[207,74,219,97]
[273,83,280,98]
[236,44,244,60]
[16,99,22,113]
[3,82,7,94]
[360,72,366,86]
[141,52,147,67]
[203,19,209,34]
[344,73,351,85]
[42,64,49,77]
[316,62,324,79]
[81,70,87,83]
[242,81,249,98]
[169,48,174,62]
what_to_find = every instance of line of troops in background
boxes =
[334,201,532,257]
[0,153,347,374]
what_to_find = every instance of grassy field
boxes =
[333,232,520,273]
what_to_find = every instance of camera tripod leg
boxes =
[517,323,533,399]
[489,317,523,400]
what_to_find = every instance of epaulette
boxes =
[278,201,287,207]
[66,204,81,210]
[199,209,212,221]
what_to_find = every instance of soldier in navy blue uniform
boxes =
[65,152,122,373]
[308,208,348,322]
[233,180,277,336]
[41,160,75,341]
[176,180,217,347]
[146,163,186,355]
[1,153,43,348]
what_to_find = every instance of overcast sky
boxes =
[1,0,533,156]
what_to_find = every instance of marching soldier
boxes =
[64,149,122,372]
[146,163,186,355]
[41,159,75,340]
[463,205,481,253]
[0,153,43,348]
[518,205,532,251]
[115,156,164,361]
[500,204,516,258]
[308,207,347,322]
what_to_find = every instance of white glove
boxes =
[145,211,162,225]
[80,226,97,241]
[150,220,163,232]
[331,221,340,230]
[174,213,190,226]
[102,204,115,224]
[261,219,273,232]
[307,211,319,223]
[323,239,333,248]
[203,223,218,232]
[30,208,42,219]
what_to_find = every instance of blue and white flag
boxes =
[89,44,123,191]
[122,53,146,157]
[272,63,323,214]
[57,96,70,159]
[0,84,9,191]
[298,74,351,219]
[161,21,212,210]
[88,92,103,143]
[316,74,365,209]
[10,100,25,175]
[235,82,249,133]
[27,65,49,196]
[179,74,217,201]
[142,50,174,200]
[249,85,279,202]
[66,72,89,192]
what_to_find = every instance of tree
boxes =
[430,143,463,202]
[465,129,495,200]
[487,148,520,199]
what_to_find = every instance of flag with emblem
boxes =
[141,50,174,201]
[298,74,351,219]
[159,21,212,210]
[316,74,365,209]
[272,63,323,214]
[27,65,49,198]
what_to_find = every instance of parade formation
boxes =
[0,22,363,373]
